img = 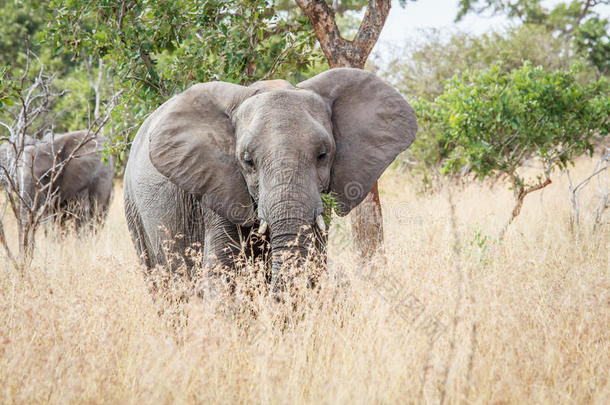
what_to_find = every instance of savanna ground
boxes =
[0,156,608,404]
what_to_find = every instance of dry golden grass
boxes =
[0,156,608,404]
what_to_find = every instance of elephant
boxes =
[123,68,417,286]
[0,130,115,229]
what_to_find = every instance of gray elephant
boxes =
[124,68,417,285]
[0,130,115,229]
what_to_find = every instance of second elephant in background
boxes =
[1,130,115,230]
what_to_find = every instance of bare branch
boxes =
[567,148,609,230]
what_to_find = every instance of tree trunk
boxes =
[498,176,552,240]
[296,0,392,259]
[350,182,384,257]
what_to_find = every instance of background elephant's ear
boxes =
[53,132,108,198]
[24,132,97,199]
[148,82,258,224]
[298,68,417,215]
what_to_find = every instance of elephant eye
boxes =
[318,151,328,160]
[243,153,255,168]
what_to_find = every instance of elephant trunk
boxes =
[259,159,325,290]
[261,193,320,290]
[270,219,312,288]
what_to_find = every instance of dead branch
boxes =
[567,148,609,230]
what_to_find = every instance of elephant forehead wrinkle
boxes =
[267,91,328,115]
[236,89,329,119]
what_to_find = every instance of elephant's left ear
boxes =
[298,68,417,215]
[148,82,258,225]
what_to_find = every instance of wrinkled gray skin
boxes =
[124,68,417,285]
[1,131,115,229]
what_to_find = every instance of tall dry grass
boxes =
[0,156,608,404]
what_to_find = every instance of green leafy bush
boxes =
[416,62,609,232]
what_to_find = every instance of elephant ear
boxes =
[148,82,258,224]
[298,68,417,215]
[24,132,98,199]
[54,131,107,198]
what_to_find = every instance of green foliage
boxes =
[382,25,593,100]
[0,0,45,66]
[468,223,492,265]
[416,63,609,186]
[381,21,605,192]
[381,25,598,191]
[53,62,106,131]
[574,16,610,76]
[46,0,318,94]
[320,192,338,227]
[415,62,609,229]
[44,0,321,158]
[456,0,610,76]
[0,1,104,136]
[0,56,108,141]
[457,0,581,27]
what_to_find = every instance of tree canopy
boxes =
[456,0,610,75]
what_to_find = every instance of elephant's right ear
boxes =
[148,82,258,224]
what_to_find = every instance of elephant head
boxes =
[148,68,417,281]
[19,131,112,210]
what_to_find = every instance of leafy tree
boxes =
[416,63,609,236]
[0,1,115,139]
[456,0,610,76]
[379,22,602,191]
[44,0,321,168]
[574,16,610,75]
[47,0,317,97]
[0,0,46,67]
[382,25,588,100]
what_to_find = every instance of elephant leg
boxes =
[72,192,90,231]
[85,187,110,233]
[90,170,114,228]
[202,207,243,274]
[124,193,156,269]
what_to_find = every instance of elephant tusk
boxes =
[257,221,268,235]
[315,214,327,232]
